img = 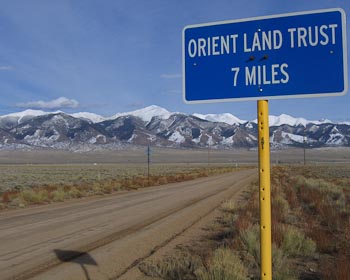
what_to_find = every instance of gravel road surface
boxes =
[0,169,256,280]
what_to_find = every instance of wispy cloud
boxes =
[162,89,182,96]
[160,73,182,79]
[127,101,144,108]
[0,65,14,71]
[16,97,79,109]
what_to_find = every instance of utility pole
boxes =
[303,131,306,165]
[207,143,210,168]
[147,145,151,185]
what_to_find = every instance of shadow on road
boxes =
[54,249,98,280]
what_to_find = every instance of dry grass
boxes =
[0,165,249,209]
[276,165,350,279]
[194,165,348,279]
[139,250,202,280]
[220,200,236,213]
[137,164,350,280]
[139,164,350,280]
[196,247,248,280]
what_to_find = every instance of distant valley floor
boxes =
[0,146,350,165]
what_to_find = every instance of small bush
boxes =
[132,177,146,188]
[293,175,307,189]
[52,189,65,202]
[221,213,237,228]
[183,174,195,181]
[282,226,316,257]
[20,189,35,202]
[221,200,235,213]
[113,182,123,191]
[8,197,25,208]
[196,247,248,280]
[240,224,260,266]
[21,189,48,204]
[272,244,296,280]
[2,192,10,203]
[68,187,83,198]
[102,184,113,194]
[139,251,202,280]
[121,179,132,189]
[167,175,177,183]
[37,190,49,203]
[239,224,297,279]
[92,185,104,195]
[272,194,290,223]
[158,177,168,185]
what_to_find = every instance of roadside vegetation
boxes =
[140,164,350,279]
[0,164,247,209]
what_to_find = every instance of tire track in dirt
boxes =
[0,169,256,280]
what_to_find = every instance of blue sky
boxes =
[0,0,349,121]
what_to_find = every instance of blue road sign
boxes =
[183,8,348,103]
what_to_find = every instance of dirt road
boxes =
[0,169,256,280]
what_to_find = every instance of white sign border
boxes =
[182,8,348,104]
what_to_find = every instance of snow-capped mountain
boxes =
[0,106,348,150]
[0,109,58,124]
[192,113,246,125]
[109,105,172,123]
[71,112,106,123]
[252,114,332,127]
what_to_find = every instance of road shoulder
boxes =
[120,174,255,280]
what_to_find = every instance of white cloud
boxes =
[160,73,182,79]
[16,97,79,109]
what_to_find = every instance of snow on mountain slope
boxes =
[0,105,348,150]
[0,107,335,127]
[269,114,309,126]
[252,114,332,127]
[0,110,106,125]
[168,130,186,143]
[71,112,105,123]
[281,132,304,144]
[193,113,246,125]
[0,105,171,124]
[0,109,60,124]
[110,105,172,122]
[326,133,346,145]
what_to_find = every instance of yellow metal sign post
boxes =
[257,100,272,280]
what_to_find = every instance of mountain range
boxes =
[0,105,349,151]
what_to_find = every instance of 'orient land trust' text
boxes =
[187,24,338,86]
